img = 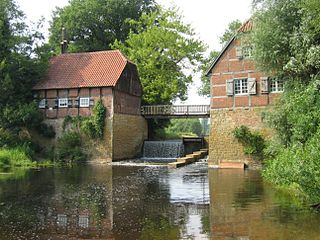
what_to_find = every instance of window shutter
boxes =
[54,99,58,108]
[68,99,73,107]
[248,78,257,95]
[260,77,269,94]
[226,79,234,96]
[75,98,79,107]
[90,98,95,106]
[45,99,48,108]
[236,46,243,59]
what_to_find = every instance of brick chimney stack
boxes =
[61,27,68,54]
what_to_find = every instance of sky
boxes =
[16,0,252,105]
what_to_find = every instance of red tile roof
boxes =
[33,50,133,90]
[237,19,253,33]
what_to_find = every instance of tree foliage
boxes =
[0,0,47,132]
[219,19,242,46]
[112,7,206,105]
[252,0,320,204]
[48,0,156,53]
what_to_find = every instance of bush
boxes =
[233,125,266,160]
[38,123,55,138]
[55,131,86,163]
[0,128,19,148]
[0,147,35,169]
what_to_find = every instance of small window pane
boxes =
[39,99,46,109]
[79,97,90,107]
[58,98,68,108]
[234,79,248,95]
[270,78,283,92]
[242,46,253,58]
[57,214,67,227]
[78,215,89,228]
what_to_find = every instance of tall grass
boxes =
[0,148,36,169]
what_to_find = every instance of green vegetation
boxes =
[113,7,206,105]
[154,118,203,140]
[233,125,266,160]
[55,131,86,164]
[48,0,156,53]
[0,148,35,169]
[251,0,320,205]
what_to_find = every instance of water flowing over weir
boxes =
[142,140,185,162]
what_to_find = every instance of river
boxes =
[0,161,319,239]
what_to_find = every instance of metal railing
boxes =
[141,105,210,118]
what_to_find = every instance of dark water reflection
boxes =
[0,163,319,239]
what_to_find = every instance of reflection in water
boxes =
[208,169,320,240]
[0,164,319,239]
[0,162,210,239]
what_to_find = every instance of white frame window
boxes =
[38,99,46,109]
[58,98,68,108]
[270,78,284,93]
[57,214,67,227]
[79,97,90,107]
[78,215,89,228]
[234,79,248,95]
[242,45,253,58]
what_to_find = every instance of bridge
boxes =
[141,105,210,118]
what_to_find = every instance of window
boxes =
[38,99,46,109]
[79,97,90,107]
[270,78,284,92]
[57,214,67,227]
[234,79,248,95]
[242,45,253,58]
[78,215,89,228]
[58,98,68,108]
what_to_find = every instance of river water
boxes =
[0,162,319,240]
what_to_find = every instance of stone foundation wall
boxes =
[112,114,148,160]
[209,107,273,167]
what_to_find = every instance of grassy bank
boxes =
[0,148,55,170]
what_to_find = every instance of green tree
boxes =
[166,118,203,137]
[0,0,47,132]
[219,19,242,46]
[252,0,320,204]
[112,7,206,105]
[48,0,156,53]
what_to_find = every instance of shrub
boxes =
[0,147,35,169]
[233,125,266,160]
[55,131,86,163]
[38,123,55,138]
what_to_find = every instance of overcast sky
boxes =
[16,0,252,104]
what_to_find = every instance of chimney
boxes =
[60,27,68,54]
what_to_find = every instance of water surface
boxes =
[0,162,319,239]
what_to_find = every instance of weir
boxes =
[142,140,185,162]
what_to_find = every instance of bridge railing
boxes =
[141,105,210,117]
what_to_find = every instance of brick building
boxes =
[33,50,148,161]
[206,20,283,168]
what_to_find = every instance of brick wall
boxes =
[209,107,273,167]
[112,113,148,160]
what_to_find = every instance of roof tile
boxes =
[33,50,131,90]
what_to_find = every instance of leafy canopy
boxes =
[113,7,206,104]
[49,0,156,53]
[0,0,47,131]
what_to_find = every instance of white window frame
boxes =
[270,78,284,93]
[242,45,253,58]
[234,78,248,95]
[78,215,89,228]
[79,97,90,107]
[57,214,67,227]
[38,99,46,109]
[58,98,68,108]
